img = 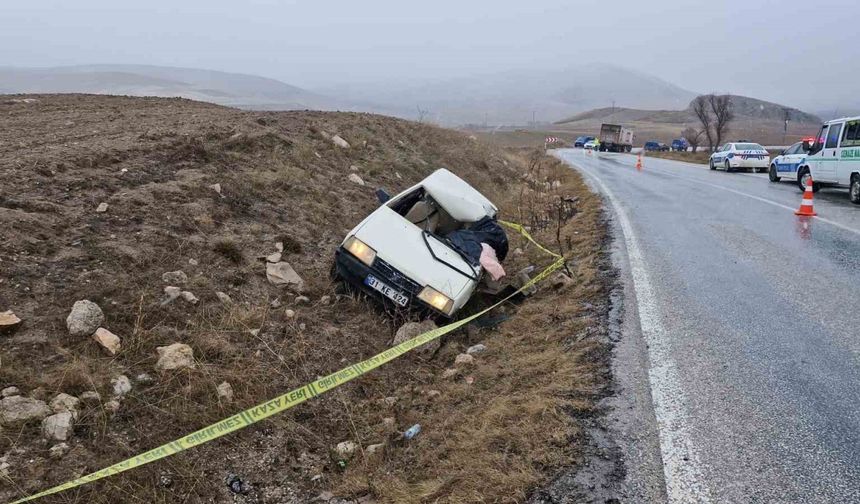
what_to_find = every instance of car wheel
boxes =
[709,159,716,170]
[756,167,767,173]
[850,175,860,205]
[724,160,733,173]
[768,164,780,182]
[797,168,820,192]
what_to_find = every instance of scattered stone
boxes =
[426,389,442,399]
[161,270,188,285]
[188,258,199,266]
[209,183,222,195]
[349,164,360,171]
[551,272,574,290]
[104,400,120,414]
[331,135,350,149]
[266,261,305,291]
[513,247,524,257]
[319,295,331,305]
[382,396,398,407]
[335,441,357,459]
[66,300,104,338]
[294,296,310,304]
[135,373,154,385]
[275,241,284,252]
[248,328,260,337]
[348,173,365,186]
[266,252,282,263]
[365,443,385,456]
[1,387,20,398]
[0,311,22,333]
[42,412,74,441]
[392,320,439,359]
[441,368,459,380]
[466,344,487,355]
[382,417,396,432]
[316,491,335,502]
[155,343,196,371]
[111,375,132,397]
[96,202,109,213]
[299,323,307,330]
[30,387,47,401]
[225,473,249,494]
[50,393,81,419]
[270,298,282,308]
[49,442,70,459]
[465,375,475,385]
[0,396,51,425]
[217,382,234,403]
[163,286,182,304]
[285,309,296,319]
[180,291,199,304]
[395,172,402,179]
[93,327,121,355]
[454,353,475,367]
[216,291,233,304]
[80,391,101,405]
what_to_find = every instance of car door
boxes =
[781,143,803,176]
[818,122,843,182]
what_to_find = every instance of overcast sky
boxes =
[2,0,857,111]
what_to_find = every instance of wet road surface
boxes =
[556,149,860,503]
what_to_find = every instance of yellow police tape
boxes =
[9,221,564,504]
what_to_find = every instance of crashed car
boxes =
[333,168,508,318]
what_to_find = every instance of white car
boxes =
[333,168,506,318]
[583,140,598,150]
[709,142,770,173]
[768,141,810,183]
[797,116,860,204]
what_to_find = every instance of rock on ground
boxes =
[335,441,357,459]
[0,311,22,333]
[0,396,51,426]
[392,320,439,359]
[216,291,233,304]
[454,353,475,366]
[348,173,365,186]
[42,412,74,441]
[1,387,20,398]
[161,270,188,284]
[156,343,196,371]
[96,202,108,213]
[332,135,350,149]
[266,261,305,291]
[49,442,70,459]
[217,382,234,403]
[50,393,81,419]
[466,344,487,355]
[180,291,199,304]
[66,300,104,337]
[93,327,121,355]
[79,391,101,405]
[111,375,132,397]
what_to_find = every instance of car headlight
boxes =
[344,236,376,266]
[418,286,454,315]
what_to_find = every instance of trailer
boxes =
[598,124,634,153]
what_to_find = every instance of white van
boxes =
[798,116,860,204]
[333,169,506,318]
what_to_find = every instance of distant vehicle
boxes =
[798,117,860,203]
[671,138,689,151]
[583,139,598,150]
[769,141,810,183]
[644,141,669,152]
[333,169,507,318]
[598,124,634,153]
[574,136,595,148]
[709,142,770,173]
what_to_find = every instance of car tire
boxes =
[724,160,733,173]
[709,159,716,170]
[756,167,767,173]
[850,174,860,205]
[797,168,820,192]
[768,164,780,182]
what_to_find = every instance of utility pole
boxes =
[532,111,536,130]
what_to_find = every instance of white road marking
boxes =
[620,155,860,238]
[556,152,713,503]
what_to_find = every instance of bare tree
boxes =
[681,126,704,153]
[692,95,715,152]
[708,94,734,150]
[416,105,429,123]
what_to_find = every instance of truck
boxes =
[598,123,634,153]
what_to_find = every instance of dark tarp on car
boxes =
[444,216,509,266]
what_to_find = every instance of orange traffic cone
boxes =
[795,177,817,216]
[636,151,643,171]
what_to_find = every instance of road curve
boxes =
[556,149,860,503]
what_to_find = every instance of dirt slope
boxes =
[0,95,611,503]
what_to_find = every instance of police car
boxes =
[768,140,810,183]
[709,142,770,173]
[797,116,860,204]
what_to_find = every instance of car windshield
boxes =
[735,143,764,150]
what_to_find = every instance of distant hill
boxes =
[0,64,364,111]
[317,63,698,126]
[554,95,821,146]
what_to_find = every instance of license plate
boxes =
[365,274,409,307]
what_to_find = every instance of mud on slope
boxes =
[0,95,612,503]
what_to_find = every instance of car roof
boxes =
[826,115,860,124]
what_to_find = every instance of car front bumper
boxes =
[333,247,450,319]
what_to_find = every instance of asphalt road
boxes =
[555,149,860,503]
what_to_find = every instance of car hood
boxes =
[352,206,476,301]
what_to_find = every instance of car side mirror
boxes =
[780,150,786,156]
[375,188,391,204]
